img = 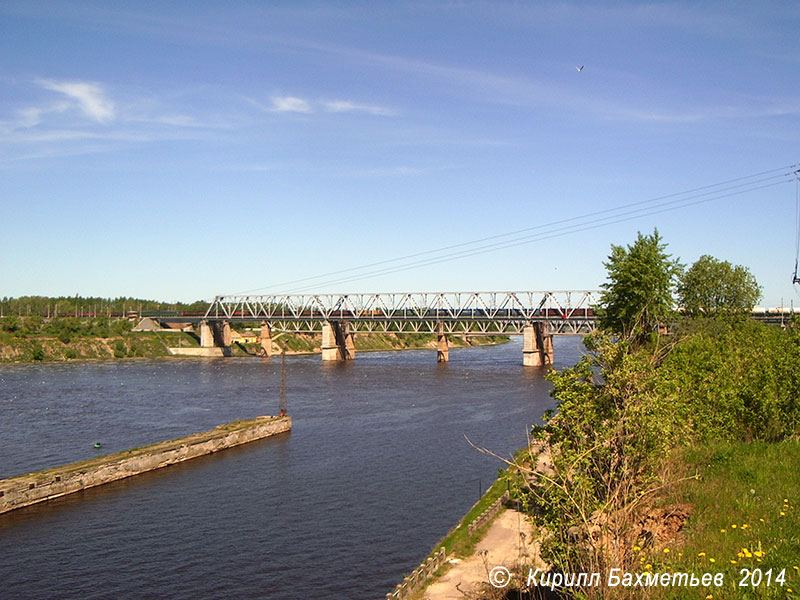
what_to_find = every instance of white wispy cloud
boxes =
[263,95,394,116]
[0,78,250,165]
[323,100,395,116]
[37,79,116,123]
[270,96,312,113]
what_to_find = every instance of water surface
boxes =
[0,337,584,599]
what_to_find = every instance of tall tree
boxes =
[596,229,682,341]
[678,255,761,317]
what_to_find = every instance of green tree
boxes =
[596,229,682,341]
[677,254,761,318]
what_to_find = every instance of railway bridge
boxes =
[186,291,601,366]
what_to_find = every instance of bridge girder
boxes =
[203,291,601,335]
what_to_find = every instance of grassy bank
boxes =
[0,331,199,362]
[645,439,800,599]
[431,473,511,559]
[395,472,511,600]
[500,317,800,599]
[0,317,510,362]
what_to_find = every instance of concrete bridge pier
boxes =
[219,321,232,347]
[199,320,231,348]
[200,320,214,348]
[436,323,449,363]
[259,322,273,357]
[321,321,355,361]
[523,322,553,367]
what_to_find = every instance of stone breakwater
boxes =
[0,415,292,514]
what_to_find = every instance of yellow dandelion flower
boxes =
[709,558,716,563]
[706,595,713,599]
[793,566,800,571]
[781,511,786,516]
[784,498,789,503]
[640,557,645,563]
[757,558,762,562]
[633,545,641,552]
[698,552,706,557]
[787,588,793,593]
[663,548,670,554]
[731,560,738,564]
[678,552,683,557]
[731,524,737,529]
[738,552,745,558]
[760,518,766,523]
[741,524,749,529]
[753,551,764,557]
[644,563,652,570]
[720,529,727,533]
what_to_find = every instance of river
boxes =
[0,337,584,599]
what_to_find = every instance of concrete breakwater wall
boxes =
[0,415,291,514]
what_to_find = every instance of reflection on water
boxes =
[0,337,584,599]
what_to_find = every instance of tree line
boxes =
[0,295,210,318]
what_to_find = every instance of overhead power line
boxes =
[229,164,798,296]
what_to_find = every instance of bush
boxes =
[1,316,20,333]
[518,320,800,594]
[29,343,45,361]
[44,317,82,344]
[658,319,800,441]
[113,340,127,358]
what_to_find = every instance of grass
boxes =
[0,331,200,362]
[432,473,511,558]
[635,439,800,599]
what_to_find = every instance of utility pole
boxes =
[279,350,287,417]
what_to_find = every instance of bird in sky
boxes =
[576,65,584,72]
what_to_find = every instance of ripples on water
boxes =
[0,337,584,599]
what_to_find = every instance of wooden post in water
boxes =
[279,350,287,417]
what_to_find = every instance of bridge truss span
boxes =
[204,291,601,336]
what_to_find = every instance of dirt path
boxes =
[423,509,543,599]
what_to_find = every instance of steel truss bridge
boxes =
[200,291,601,336]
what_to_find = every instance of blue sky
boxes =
[1,1,799,306]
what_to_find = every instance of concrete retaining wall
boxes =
[0,415,291,514]
[167,347,227,357]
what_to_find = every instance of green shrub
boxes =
[113,340,127,358]
[30,343,45,361]
[1,316,20,333]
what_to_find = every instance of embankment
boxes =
[0,331,510,362]
[0,415,291,514]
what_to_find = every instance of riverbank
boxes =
[386,443,551,599]
[423,508,541,600]
[0,330,510,363]
[0,415,292,514]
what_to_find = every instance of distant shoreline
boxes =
[0,330,511,363]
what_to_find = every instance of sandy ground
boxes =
[423,509,544,599]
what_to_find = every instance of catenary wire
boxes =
[222,165,798,296]
[280,179,791,294]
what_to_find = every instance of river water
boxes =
[0,337,584,599]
